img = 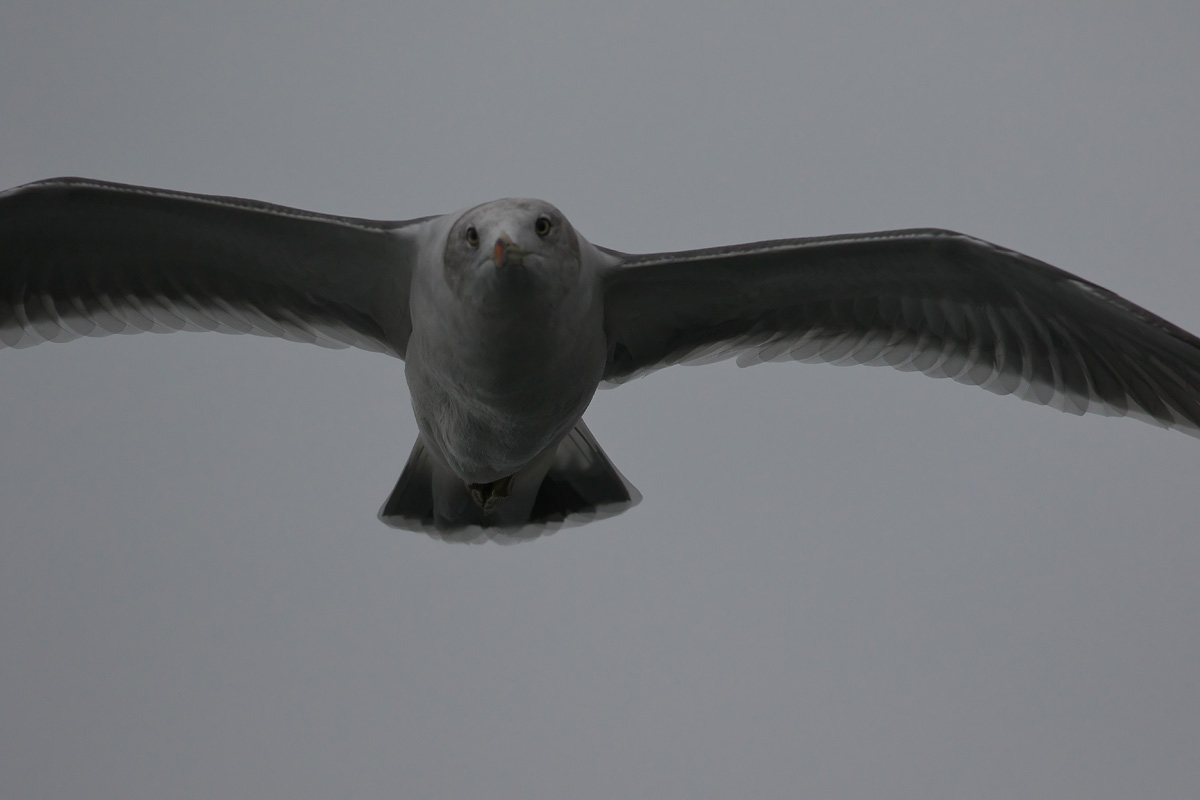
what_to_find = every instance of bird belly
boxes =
[405,325,605,484]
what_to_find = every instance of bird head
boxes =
[442,198,582,303]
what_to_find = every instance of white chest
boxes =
[404,296,606,482]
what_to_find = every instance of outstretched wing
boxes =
[601,229,1200,435]
[0,178,433,356]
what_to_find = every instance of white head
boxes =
[441,198,583,304]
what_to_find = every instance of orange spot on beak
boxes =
[492,233,520,268]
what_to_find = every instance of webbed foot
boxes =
[467,474,515,514]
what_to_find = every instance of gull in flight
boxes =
[4,178,1199,541]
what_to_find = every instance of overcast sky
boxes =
[2,2,1199,798]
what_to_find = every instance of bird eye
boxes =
[534,215,552,238]
[465,225,479,247]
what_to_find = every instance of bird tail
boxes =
[378,420,641,543]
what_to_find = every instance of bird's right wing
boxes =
[0,178,435,356]
[601,228,1200,436]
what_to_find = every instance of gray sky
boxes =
[2,1,1199,798]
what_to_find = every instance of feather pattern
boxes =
[601,229,1200,435]
[0,178,428,355]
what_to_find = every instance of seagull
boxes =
[4,177,1200,541]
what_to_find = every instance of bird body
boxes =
[403,200,609,485]
[4,177,1199,541]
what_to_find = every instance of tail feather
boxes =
[529,421,641,522]
[378,420,640,542]
[378,436,437,524]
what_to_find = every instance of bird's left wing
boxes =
[0,178,435,356]
[600,229,1200,435]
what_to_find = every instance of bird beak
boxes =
[492,233,525,268]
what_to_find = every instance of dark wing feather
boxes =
[601,229,1200,435]
[0,178,432,356]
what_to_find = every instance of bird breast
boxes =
[404,287,607,483]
